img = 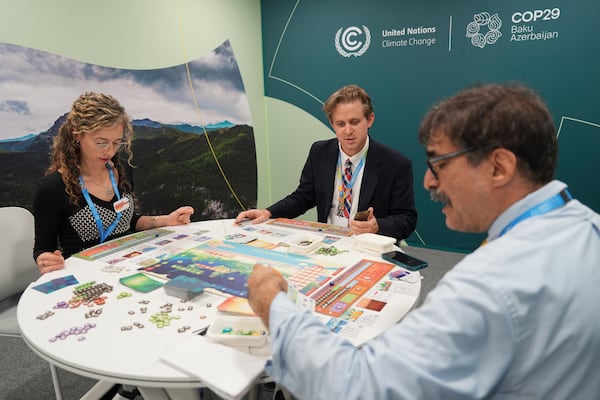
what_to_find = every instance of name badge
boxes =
[113,197,130,213]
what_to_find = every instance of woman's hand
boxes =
[36,250,65,274]
[138,206,195,230]
[167,206,195,225]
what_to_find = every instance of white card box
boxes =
[353,233,396,254]
[207,316,269,347]
[286,234,322,254]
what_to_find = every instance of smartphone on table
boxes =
[382,250,429,271]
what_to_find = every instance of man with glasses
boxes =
[247,83,600,399]
[33,92,194,274]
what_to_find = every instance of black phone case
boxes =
[382,251,429,271]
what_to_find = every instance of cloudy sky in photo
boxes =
[0,40,252,140]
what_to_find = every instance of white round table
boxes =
[18,219,421,399]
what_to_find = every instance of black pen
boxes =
[193,325,210,336]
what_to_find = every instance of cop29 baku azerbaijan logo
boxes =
[335,25,371,57]
[466,12,502,48]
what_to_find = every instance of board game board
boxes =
[267,218,353,236]
[73,228,174,261]
[137,239,342,298]
[311,259,394,317]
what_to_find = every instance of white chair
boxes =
[0,206,39,335]
[0,206,63,399]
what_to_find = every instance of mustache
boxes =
[429,189,449,204]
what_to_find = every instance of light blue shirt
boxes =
[266,180,600,399]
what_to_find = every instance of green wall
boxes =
[261,0,600,251]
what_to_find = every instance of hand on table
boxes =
[167,206,195,225]
[247,263,288,328]
[234,209,272,225]
[36,250,65,274]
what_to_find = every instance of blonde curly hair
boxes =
[47,92,134,206]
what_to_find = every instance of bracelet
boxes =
[152,216,159,228]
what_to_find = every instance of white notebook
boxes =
[159,335,267,400]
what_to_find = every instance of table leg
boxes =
[79,380,117,400]
[247,384,258,400]
[49,364,62,400]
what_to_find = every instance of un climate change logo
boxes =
[466,12,502,48]
[335,25,371,57]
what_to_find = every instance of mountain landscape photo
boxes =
[0,116,257,221]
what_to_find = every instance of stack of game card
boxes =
[164,275,211,300]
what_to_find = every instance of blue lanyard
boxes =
[79,164,123,243]
[337,153,365,192]
[498,188,572,238]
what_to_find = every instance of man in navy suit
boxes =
[235,84,417,241]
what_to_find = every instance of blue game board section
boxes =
[138,240,310,298]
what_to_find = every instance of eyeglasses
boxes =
[426,147,478,180]
[94,141,128,152]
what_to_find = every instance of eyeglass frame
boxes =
[93,140,128,152]
[426,146,478,180]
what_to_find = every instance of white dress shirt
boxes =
[328,137,369,227]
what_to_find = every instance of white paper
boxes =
[159,335,266,400]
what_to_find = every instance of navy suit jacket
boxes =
[267,137,417,241]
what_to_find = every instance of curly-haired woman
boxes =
[33,92,194,274]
